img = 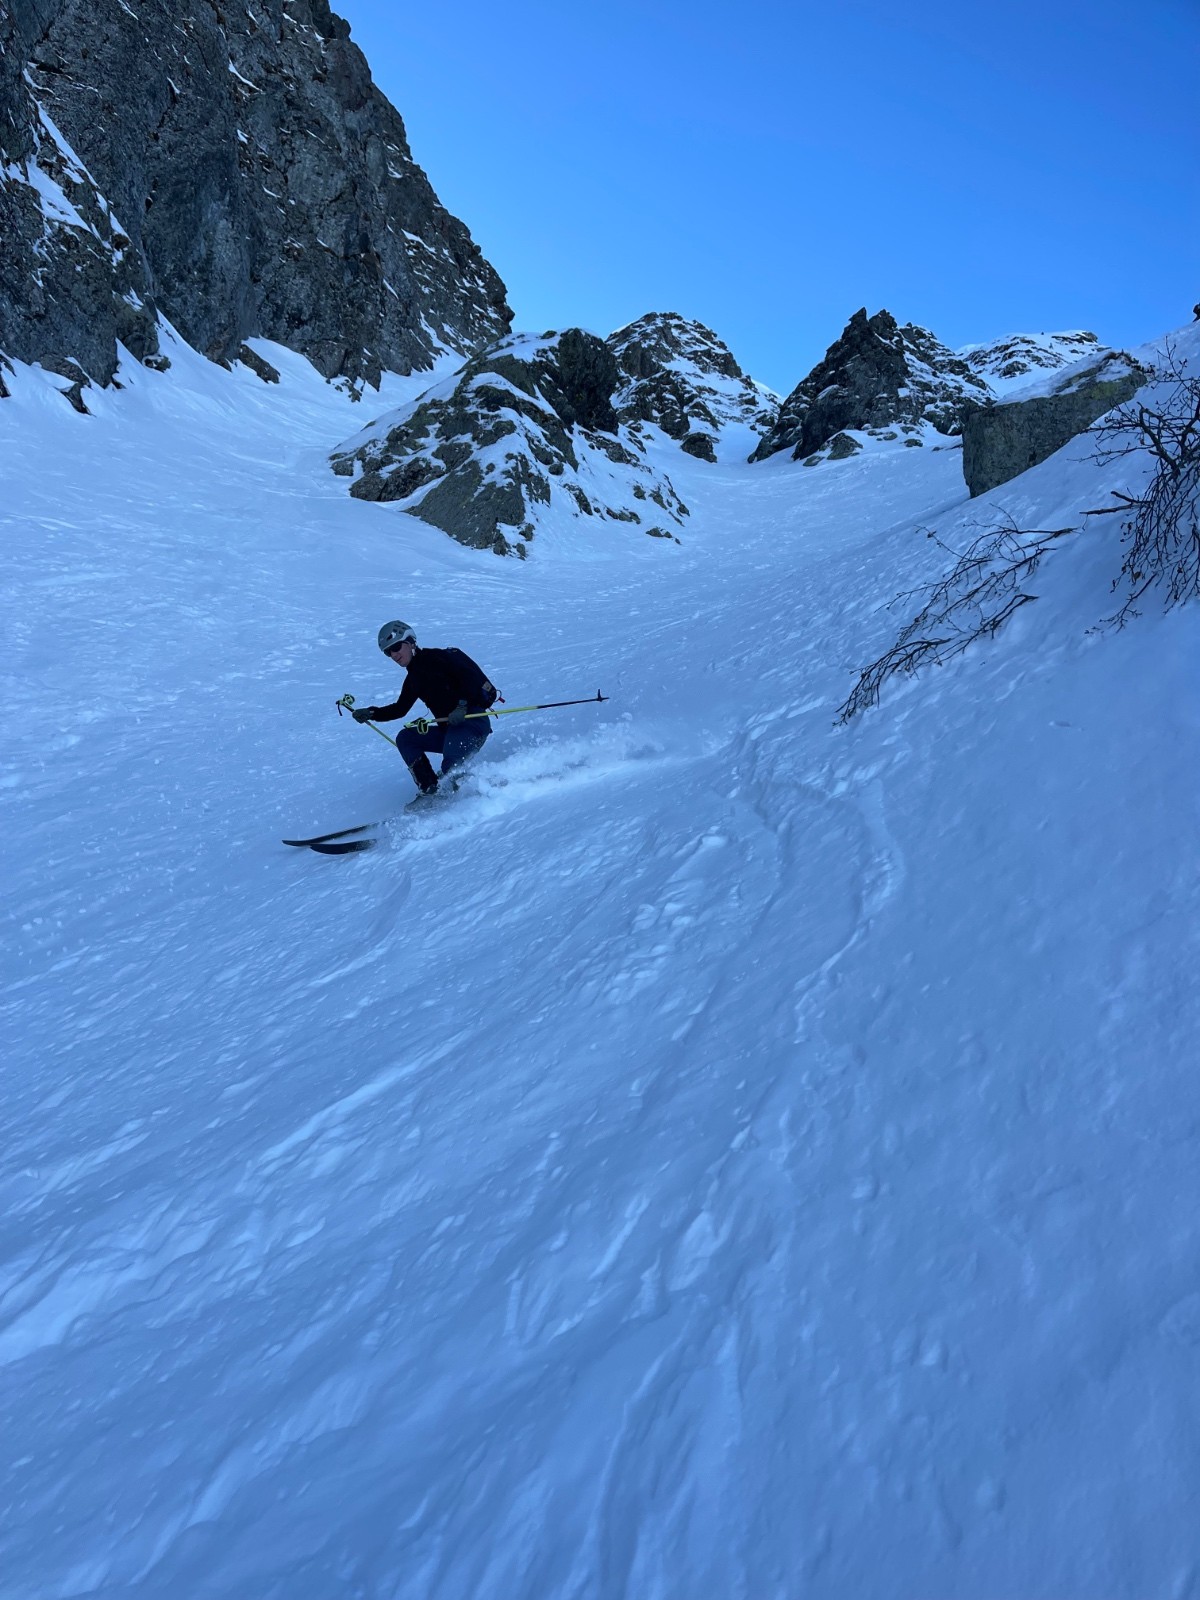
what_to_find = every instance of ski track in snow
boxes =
[3,334,1200,1599]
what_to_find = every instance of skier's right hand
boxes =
[351,706,379,723]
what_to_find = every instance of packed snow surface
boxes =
[2,328,1199,1599]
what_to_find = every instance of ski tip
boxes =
[308,838,378,855]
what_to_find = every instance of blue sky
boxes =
[334,0,1198,394]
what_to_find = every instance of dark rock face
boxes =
[0,1,142,387]
[0,0,511,393]
[333,329,689,554]
[607,312,777,458]
[680,432,717,462]
[750,308,991,463]
[961,351,1146,497]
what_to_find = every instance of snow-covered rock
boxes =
[750,307,993,465]
[958,330,1106,398]
[331,329,689,554]
[606,311,778,462]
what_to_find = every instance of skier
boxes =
[352,621,498,796]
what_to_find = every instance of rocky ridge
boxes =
[332,329,690,555]
[327,308,1136,554]
[606,312,778,462]
[960,331,1103,397]
[0,0,510,400]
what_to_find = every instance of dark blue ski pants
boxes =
[395,720,490,780]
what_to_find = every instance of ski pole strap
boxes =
[405,692,607,735]
[341,689,608,740]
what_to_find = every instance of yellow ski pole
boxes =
[338,691,609,741]
[405,691,609,735]
[336,693,400,746]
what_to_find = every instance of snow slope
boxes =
[3,327,1199,1600]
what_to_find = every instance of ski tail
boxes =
[307,836,378,855]
[282,821,380,847]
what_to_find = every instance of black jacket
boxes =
[370,647,496,722]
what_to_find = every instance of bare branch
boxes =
[1093,344,1200,625]
[840,339,1200,720]
[838,517,1073,722]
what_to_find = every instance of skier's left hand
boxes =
[352,706,379,723]
[447,700,469,726]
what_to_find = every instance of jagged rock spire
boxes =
[751,307,990,463]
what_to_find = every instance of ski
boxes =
[307,836,379,855]
[282,821,380,847]
[284,778,464,853]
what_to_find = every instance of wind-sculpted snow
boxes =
[2,328,1199,1598]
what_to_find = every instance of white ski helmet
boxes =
[378,620,417,655]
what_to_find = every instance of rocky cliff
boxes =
[331,329,690,555]
[0,0,511,398]
[606,312,777,462]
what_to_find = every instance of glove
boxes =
[352,706,379,723]
[447,701,469,726]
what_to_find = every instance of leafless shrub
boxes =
[1088,342,1200,622]
[839,342,1200,721]
[837,516,1074,722]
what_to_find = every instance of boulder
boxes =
[826,432,862,460]
[681,433,718,462]
[961,351,1146,496]
[237,345,281,385]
